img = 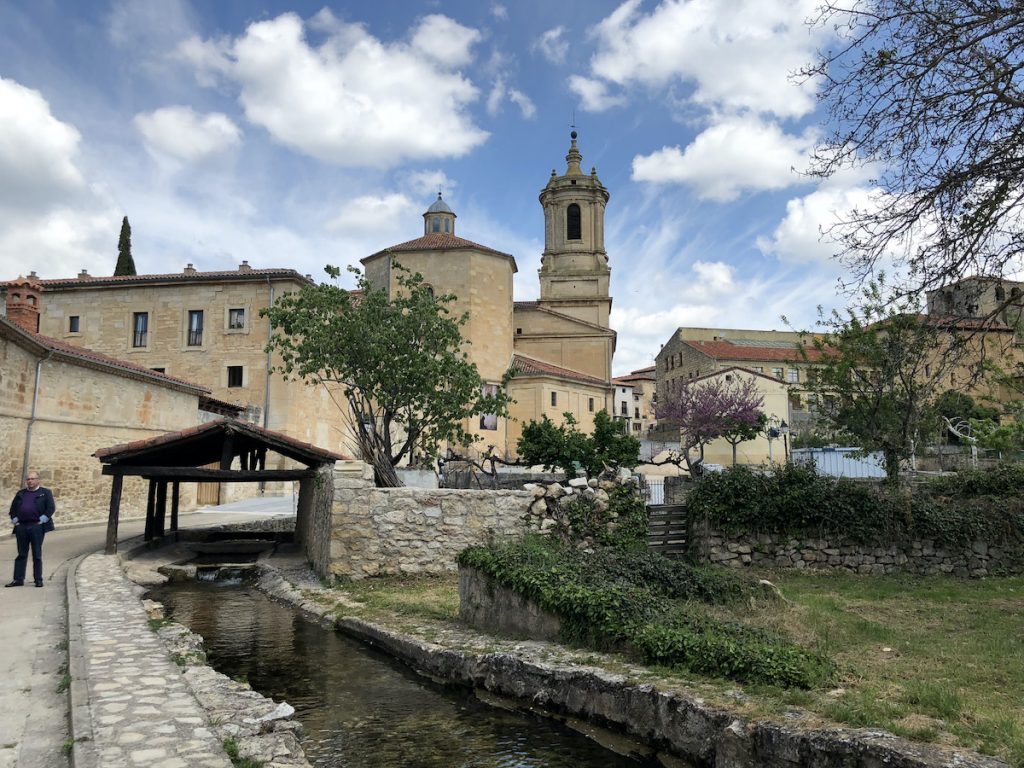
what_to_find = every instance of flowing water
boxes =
[149,580,664,767]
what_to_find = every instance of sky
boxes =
[0,0,874,375]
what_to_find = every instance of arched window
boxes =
[995,286,1006,301]
[432,217,441,232]
[566,204,581,240]
[444,218,450,233]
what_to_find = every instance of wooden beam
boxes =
[143,479,156,541]
[170,481,180,532]
[102,466,318,481]
[155,481,168,538]
[104,475,123,555]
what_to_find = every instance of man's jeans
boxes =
[13,523,43,584]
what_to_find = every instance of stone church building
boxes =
[362,132,616,456]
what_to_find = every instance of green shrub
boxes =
[459,537,830,688]
[688,464,1024,547]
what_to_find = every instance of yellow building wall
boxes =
[0,338,202,523]
[506,377,611,459]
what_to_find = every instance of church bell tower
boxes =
[537,131,611,328]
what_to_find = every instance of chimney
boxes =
[238,260,252,272]
[77,269,90,279]
[5,278,43,334]
[183,263,197,276]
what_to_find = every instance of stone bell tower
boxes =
[537,131,611,328]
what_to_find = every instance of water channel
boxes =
[149,579,663,767]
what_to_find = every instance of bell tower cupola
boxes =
[423,192,456,236]
[537,131,611,328]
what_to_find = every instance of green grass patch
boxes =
[336,574,460,621]
[223,737,263,768]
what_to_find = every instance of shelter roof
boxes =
[95,418,348,468]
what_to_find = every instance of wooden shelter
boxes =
[94,419,346,553]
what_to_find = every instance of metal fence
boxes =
[639,476,665,505]
[790,447,886,478]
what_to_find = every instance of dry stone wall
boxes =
[700,530,1024,577]
[313,462,532,580]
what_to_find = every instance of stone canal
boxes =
[148,578,663,767]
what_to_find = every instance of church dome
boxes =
[425,193,454,215]
[422,192,457,235]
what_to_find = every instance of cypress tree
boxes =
[114,216,136,276]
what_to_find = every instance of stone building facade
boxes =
[0,312,207,523]
[362,132,617,458]
[612,365,656,436]
[23,264,355,458]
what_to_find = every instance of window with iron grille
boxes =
[187,310,204,346]
[132,312,148,348]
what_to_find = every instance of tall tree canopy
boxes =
[114,216,136,276]
[803,1,1024,299]
[262,264,510,487]
[657,375,765,479]
[517,410,640,478]
[799,283,962,482]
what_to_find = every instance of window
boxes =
[725,374,733,382]
[151,367,165,374]
[68,315,80,333]
[516,328,522,335]
[444,218,450,233]
[566,203,581,240]
[753,366,763,373]
[479,384,498,430]
[550,391,557,407]
[227,366,243,388]
[132,312,148,348]
[787,368,799,383]
[621,401,628,415]
[187,310,204,346]
[432,217,441,232]
[772,367,784,380]
[588,397,595,412]
[634,407,640,419]
[632,423,641,432]
[996,286,1006,302]
[228,308,245,330]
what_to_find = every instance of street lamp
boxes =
[766,416,790,463]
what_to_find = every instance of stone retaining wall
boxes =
[699,530,1024,577]
[315,462,532,580]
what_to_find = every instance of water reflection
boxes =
[150,582,659,768]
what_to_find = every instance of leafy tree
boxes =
[802,1,1024,299]
[262,264,510,487]
[114,216,136,276]
[722,411,768,467]
[932,389,1000,444]
[656,375,765,479]
[799,283,962,483]
[517,410,640,478]
[971,412,1024,455]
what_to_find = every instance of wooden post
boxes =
[143,479,156,541]
[170,481,180,532]
[155,481,168,537]
[104,474,124,555]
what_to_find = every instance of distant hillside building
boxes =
[612,366,657,435]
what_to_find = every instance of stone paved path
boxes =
[74,554,231,768]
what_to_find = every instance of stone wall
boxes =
[312,462,532,580]
[0,339,202,523]
[698,530,1024,577]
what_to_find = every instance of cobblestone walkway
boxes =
[74,554,231,768]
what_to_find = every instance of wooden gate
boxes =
[647,504,689,558]
[196,461,220,506]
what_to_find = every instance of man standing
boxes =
[6,471,55,588]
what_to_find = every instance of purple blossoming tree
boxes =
[657,376,765,478]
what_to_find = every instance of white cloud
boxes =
[691,260,735,292]
[508,88,536,119]
[405,170,456,198]
[179,12,488,168]
[491,4,509,21]
[568,75,626,112]
[632,117,814,201]
[535,26,568,64]
[581,0,822,118]
[487,77,536,119]
[487,77,506,116]
[0,208,120,280]
[410,14,481,68]
[326,193,419,236]
[757,184,880,264]
[134,106,242,163]
[0,78,85,212]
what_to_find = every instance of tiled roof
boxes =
[94,418,349,463]
[681,339,825,363]
[367,233,514,261]
[509,354,608,386]
[25,268,313,290]
[0,318,208,394]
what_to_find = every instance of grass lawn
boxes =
[328,570,1024,767]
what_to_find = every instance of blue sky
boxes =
[0,0,872,374]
